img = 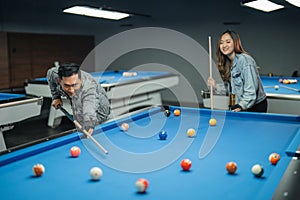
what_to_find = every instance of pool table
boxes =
[1,106,299,199]
[0,93,43,152]
[261,76,300,115]
[25,70,179,127]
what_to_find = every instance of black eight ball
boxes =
[164,110,171,117]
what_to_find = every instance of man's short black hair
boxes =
[58,63,81,79]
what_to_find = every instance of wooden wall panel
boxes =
[5,32,94,89]
[8,33,32,87]
[0,32,10,88]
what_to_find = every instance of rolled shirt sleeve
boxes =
[46,66,62,101]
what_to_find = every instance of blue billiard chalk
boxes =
[159,131,167,140]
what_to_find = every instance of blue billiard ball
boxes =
[159,131,167,140]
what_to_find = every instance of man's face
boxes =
[59,74,81,97]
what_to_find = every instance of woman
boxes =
[209,30,267,112]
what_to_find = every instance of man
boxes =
[47,63,110,135]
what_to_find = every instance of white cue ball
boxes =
[251,164,264,177]
[274,85,279,90]
[90,167,103,181]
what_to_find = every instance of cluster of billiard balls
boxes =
[164,108,180,117]
[32,109,222,192]
[225,152,280,177]
[157,109,216,140]
[31,146,150,193]
[158,128,197,140]
[278,78,298,84]
[32,146,103,181]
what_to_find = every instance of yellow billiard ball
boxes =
[209,118,217,126]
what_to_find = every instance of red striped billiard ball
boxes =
[136,178,149,193]
[70,146,81,157]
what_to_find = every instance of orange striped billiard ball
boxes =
[269,153,280,165]
[121,123,129,131]
[32,164,45,177]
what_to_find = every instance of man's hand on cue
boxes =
[81,128,94,139]
[52,98,63,109]
[88,128,94,136]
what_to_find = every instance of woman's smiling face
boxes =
[219,33,235,60]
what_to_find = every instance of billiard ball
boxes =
[269,153,280,165]
[174,109,181,116]
[164,110,171,117]
[209,118,217,126]
[122,71,137,76]
[159,130,167,140]
[90,167,103,181]
[251,164,264,177]
[181,158,192,171]
[226,162,237,174]
[283,79,289,84]
[70,146,81,157]
[135,178,149,193]
[32,164,45,177]
[121,123,129,131]
[274,85,279,90]
[187,128,196,137]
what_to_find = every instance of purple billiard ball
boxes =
[159,131,167,140]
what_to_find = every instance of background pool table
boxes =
[0,93,43,152]
[25,70,179,127]
[202,76,300,115]
[261,76,300,115]
[1,106,300,199]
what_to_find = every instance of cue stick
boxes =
[208,36,214,109]
[280,85,300,92]
[263,86,276,89]
[58,105,108,154]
